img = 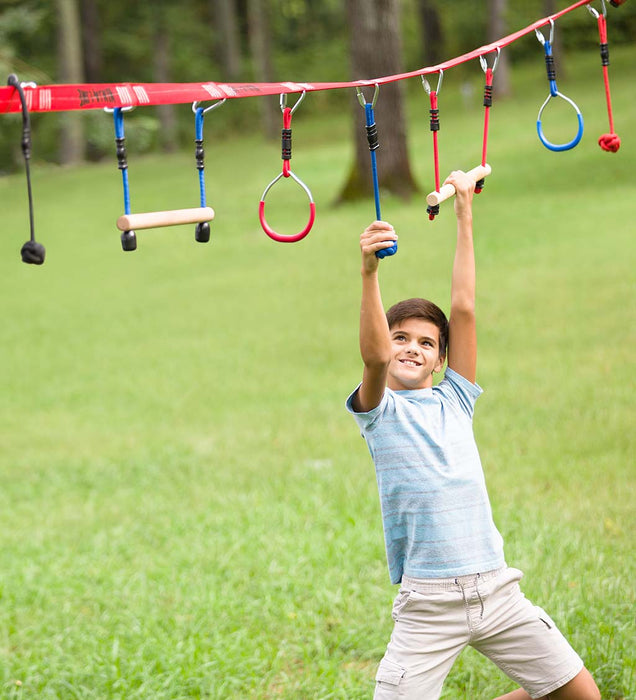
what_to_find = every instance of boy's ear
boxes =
[434,354,446,373]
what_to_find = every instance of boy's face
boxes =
[387,317,445,391]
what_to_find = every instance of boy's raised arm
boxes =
[446,171,477,384]
[352,221,398,413]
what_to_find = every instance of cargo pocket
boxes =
[391,588,414,622]
[534,606,556,630]
[375,657,406,693]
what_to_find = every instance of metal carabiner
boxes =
[280,90,306,114]
[192,98,227,115]
[534,18,555,47]
[421,70,444,96]
[356,83,379,109]
[479,47,500,74]
[586,0,607,19]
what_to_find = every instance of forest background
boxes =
[1,0,635,172]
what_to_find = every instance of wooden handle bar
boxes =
[116,207,215,231]
[426,164,492,206]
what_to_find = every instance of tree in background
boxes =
[210,0,242,81]
[488,0,511,96]
[416,0,445,67]
[248,0,278,139]
[56,0,85,164]
[338,0,418,203]
[80,0,102,82]
[151,3,178,152]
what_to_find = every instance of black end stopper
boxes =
[120,230,137,251]
[195,222,210,243]
[21,239,46,265]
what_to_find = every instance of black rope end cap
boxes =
[21,239,46,265]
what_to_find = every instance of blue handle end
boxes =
[376,241,398,259]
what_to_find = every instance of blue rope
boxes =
[113,108,131,215]
[364,102,397,259]
[365,103,381,221]
[195,107,206,207]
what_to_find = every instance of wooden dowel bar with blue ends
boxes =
[117,207,215,231]
[426,164,492,207]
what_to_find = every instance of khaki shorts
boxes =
[374,567,583,700]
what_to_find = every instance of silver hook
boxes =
[535,18,555,46]
[479,47,501,74]
[192,98,227,114]
[103,105,135,114]
[421,70,444,95]
[587,0,607,19]
[356,83,379,109]
[279,91,306,114]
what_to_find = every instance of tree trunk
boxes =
[80,0,102,82]
[247,0,278,140]
[153,10,178,153]
[338,0,418,204]
[488,0,511,97]
[56,0,85,164]
[416,0,445,67]
[210,0,242,81]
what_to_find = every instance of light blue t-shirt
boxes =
[346,367,505,584]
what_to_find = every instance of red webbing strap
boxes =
[596,13,620,152]
[0,0,593,114]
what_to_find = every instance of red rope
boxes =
[282,106,292,176]
[427,89,441,221]
[475,66,494,194]
[596,13,620,153]
[431,92,440,192]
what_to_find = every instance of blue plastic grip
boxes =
[536,97,584,152]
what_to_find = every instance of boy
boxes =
[345,171,600,699]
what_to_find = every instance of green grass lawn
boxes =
[1,46,635,699]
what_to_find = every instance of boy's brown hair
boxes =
[386,298,449,359]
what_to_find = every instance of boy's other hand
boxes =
[443,171,474,219]
[360,221,398,274]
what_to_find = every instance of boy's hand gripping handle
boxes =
[426,164,492,207]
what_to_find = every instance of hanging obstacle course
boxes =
[1,0,628,264]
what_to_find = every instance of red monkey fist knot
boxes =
[599,132,621,152]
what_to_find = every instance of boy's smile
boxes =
[387,318,445,391]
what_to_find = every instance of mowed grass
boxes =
[1,47,634,699]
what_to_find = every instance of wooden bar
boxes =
[116,207,215,231]
[426,164,492,206]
